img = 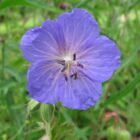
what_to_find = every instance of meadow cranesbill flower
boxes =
[20,8,120,110]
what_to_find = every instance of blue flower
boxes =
[20,8,121,110]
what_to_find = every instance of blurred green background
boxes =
[0,0,140,140]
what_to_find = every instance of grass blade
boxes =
[104,73,140,106]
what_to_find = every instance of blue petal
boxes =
[78,35,121,82]
[20,26,41,62]
[56,8,100,52]
[42,20,66,53]
[27,60,64,104]
[59,74,102,110]
[20,20,66,62]
[27,60,102,110]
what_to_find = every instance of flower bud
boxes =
[117,129,131,140]
[106,127,131,140]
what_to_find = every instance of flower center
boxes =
[64,55,72,62]
[57,54,83,81]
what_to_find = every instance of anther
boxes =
[64,75,68,81]
[74,72,77,80]
[73,53,76,61]
[77,63,84,68]
[61,65,67,72]
[57,60,65,65]
[70,72,77,80]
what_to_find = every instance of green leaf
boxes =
[115,45,140,76]
[0,0,61,12]
[0,0,31,9]
[60,108,88,140]
[104,73,140,106]
[4,67,21,82]
[0,81,17,91]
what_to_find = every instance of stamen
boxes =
[64,75,68,81]
[57,60,65,65]
[58,53,84,81]
[74,72,77,80]
[70,72,77,80]
[73,53,76,60]
[77,63,84,68]
[70,74,74,77]
[61,65,67,72]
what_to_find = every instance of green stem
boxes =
[0,41,5,82]
[40,104,55,140]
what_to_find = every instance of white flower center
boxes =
[57,53,83,81]
[63,55,72,62]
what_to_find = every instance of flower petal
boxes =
[42,20,66,53]
[57,8,100,52]
[59,74,102,110]
[20,20,66,62]
[79,35,121,82]
[20,26,41,62]
[27,61,64,104]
